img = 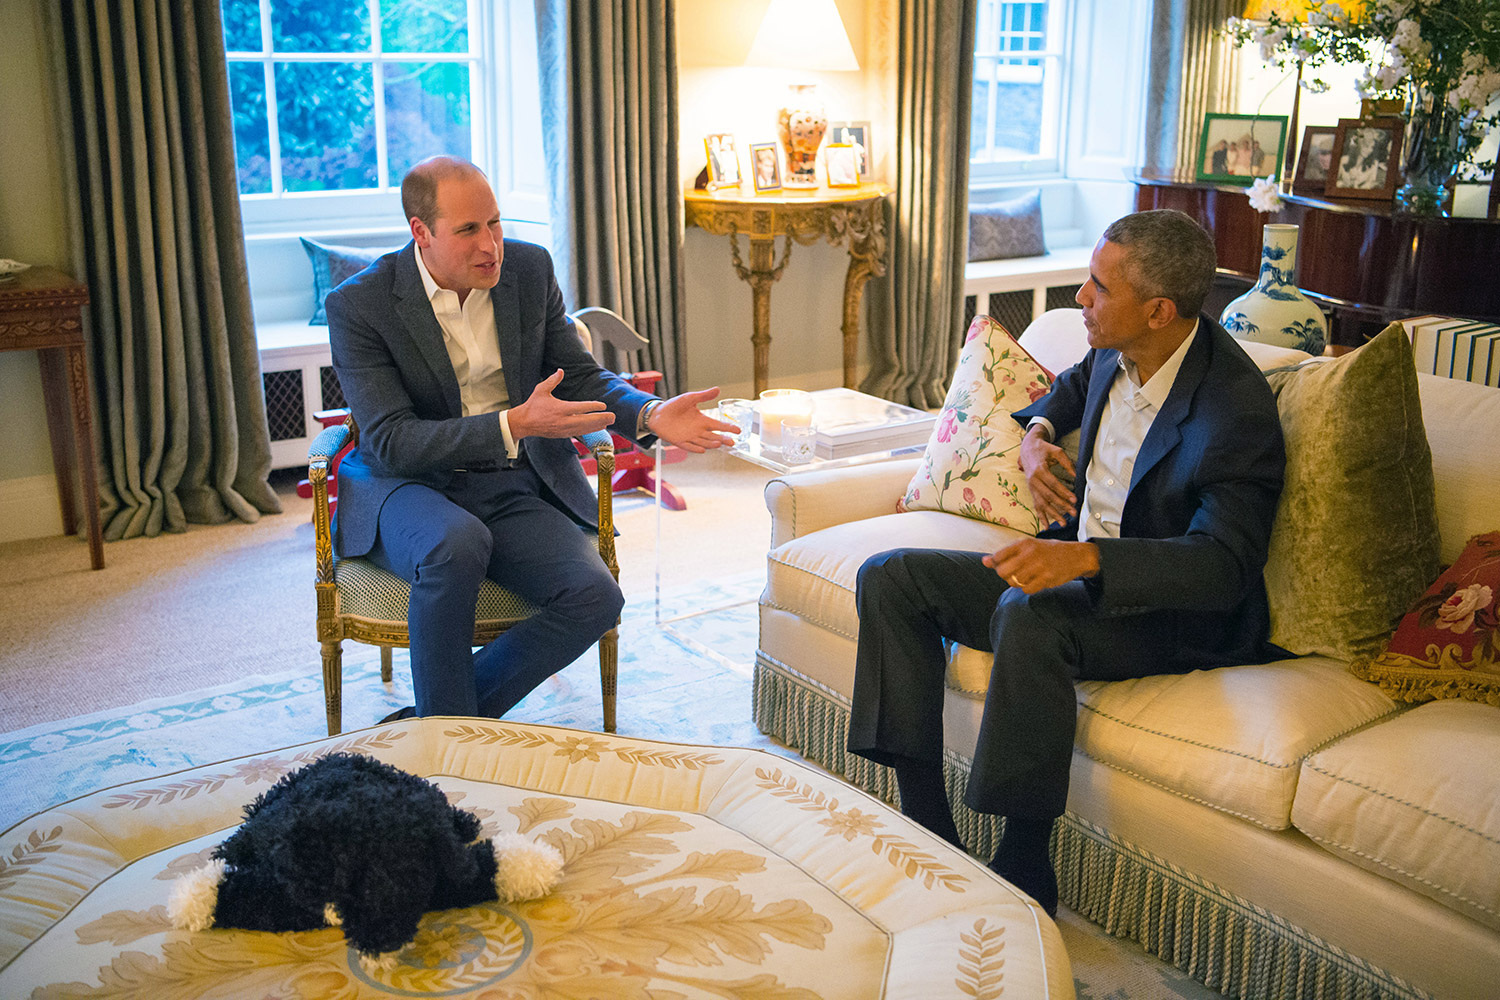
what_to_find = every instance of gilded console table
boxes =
[0,267,103,569]
[684,182,891,396]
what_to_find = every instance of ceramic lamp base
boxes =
[777,84,827,189]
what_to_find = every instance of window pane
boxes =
[385,62,471,181]
[381,0,468,54]
[274,62,376,191]
[227,63,271,194]
[272,0,370,54]
[220,0,261,52]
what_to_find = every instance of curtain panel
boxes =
[534,0,686,394]
[48,0,280,541]
[1144,0,1243,177]
[861,0,977,409]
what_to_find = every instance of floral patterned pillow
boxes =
[1351,531,1500,705]
[899,315,1053,532]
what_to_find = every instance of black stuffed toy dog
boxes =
[168,752,562,969]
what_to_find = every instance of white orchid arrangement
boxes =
[1225,0,1500,177]
[1247,176,1285,212]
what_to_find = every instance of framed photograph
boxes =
[1195,113,1288,186]
[828,120,870,179]
[704,133,740,190]
[1293,125,1339,194]
[1326,117,1403,201]
[825,144,860,187]
[749,141,782,193]
[1360,98,1404,120]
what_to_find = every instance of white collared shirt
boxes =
[414,244,519,458]
[1075,322,1198,540]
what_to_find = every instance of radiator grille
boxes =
[320,365,346,410]
[262,369,306,442]
[1046,285,1078,311]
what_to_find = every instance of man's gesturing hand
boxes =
[507,369,615,439]
[649,387,737,453]
[1017,425,1078,530]
[982,537,1099,594]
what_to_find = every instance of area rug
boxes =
[0,573,782,834]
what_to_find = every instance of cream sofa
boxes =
[753,312,1500,1000]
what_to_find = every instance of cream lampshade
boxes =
[744,0,860,189]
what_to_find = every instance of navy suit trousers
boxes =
[847,548,1190,820]
[366,462,623,719]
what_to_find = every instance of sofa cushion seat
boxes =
[1069,657,1399,830]
[766,511,1025,640]
[1291,698,1500,931]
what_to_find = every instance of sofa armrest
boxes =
[765,458,921,548]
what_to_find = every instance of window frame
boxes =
[227,0,544,238]
[969,0,1071,181]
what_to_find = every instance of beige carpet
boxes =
[0,448,776,732]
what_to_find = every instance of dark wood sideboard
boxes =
[1134,175,1500,349]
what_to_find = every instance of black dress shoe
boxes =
[378,705,417,724]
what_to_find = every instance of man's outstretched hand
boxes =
[649,387,737,453]
[507,369,616,440]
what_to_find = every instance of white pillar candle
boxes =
[757,389,813,450]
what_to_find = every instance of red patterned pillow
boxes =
[1351,531,1500,705]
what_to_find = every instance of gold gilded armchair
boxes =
[309,418,619,736]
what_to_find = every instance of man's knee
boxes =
[989,585,1079,648]
[856,548,916,611]
[418,515,492,584]
[558,560,624,634]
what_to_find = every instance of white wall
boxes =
[0,0,74,542]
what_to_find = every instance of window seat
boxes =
[962,244,1092,335]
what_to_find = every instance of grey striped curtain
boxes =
[534,0,685,393]
[48,0,280,540]
[1144,0,1243,176]
[861,0,978,409]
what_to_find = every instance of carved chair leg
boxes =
[321,640,344,737]
[599,625,618,733]
[380,646,393,683]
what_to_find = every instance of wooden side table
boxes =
[0,267,104,569]
[684,182,892,396]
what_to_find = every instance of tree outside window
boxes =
[221,0,474,198]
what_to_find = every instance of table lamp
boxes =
[744,0,860,189]
[1240,0,1319,187]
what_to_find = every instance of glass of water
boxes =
[781,421,817,465]
[717,398,753,447]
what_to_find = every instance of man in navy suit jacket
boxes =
[847,210,1286,916]
[326,156,732,723]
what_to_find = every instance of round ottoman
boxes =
[0,719,1073,998]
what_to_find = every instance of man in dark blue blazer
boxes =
[847,210,1286,916]
[326,156,732,723]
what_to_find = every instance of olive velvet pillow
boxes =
[1261,322,1441,660]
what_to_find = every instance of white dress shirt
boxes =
[414,244,520,458]
[1030,321,1198,540]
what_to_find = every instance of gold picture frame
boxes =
[824,143,860,187]
[704,133,740,190]
[748,142,782,193]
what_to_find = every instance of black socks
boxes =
[989,813,1059,917]
[893,760,965,849]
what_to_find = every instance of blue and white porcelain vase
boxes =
[1219,223,1326,355]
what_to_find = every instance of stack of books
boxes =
[805,388,935,460]
[1401,316,1500,387]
